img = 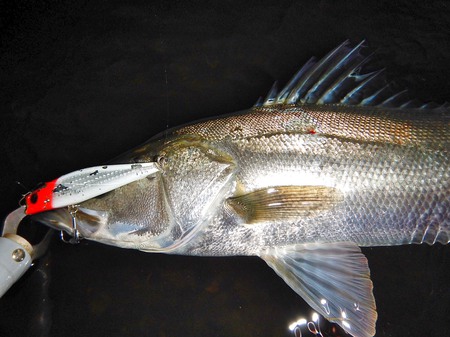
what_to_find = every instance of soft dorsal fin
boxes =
[256,40,447,110]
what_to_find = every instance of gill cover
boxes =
[144,137,236,251]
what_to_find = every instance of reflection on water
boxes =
[289,313,347,337]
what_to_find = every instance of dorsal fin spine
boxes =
[380,90,409,107]
[303,40,367,104]
[276,57,317,104]
[316,51,374,105]
[253,96,263,107]
[340,69,385,105]
[421,102,439,109]
[361,83,392,106]
[263,81,279,106]
[286,40,352,104]
[400,99,421,109]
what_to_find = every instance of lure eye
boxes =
[24,183,53,215]
[29,192,38,204]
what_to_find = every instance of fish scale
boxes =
[184,116,448,251]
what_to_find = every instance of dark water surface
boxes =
[0,1,449,336]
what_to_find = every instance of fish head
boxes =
[32,132,236,252]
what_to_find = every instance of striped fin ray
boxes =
[411,221,450,245]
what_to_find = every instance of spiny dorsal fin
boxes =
[257,40,445,110]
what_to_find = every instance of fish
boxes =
[31,40,449,337]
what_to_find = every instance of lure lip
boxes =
[2,205,27,237]
[1,205,53,260]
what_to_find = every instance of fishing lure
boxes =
[24,163,160,215]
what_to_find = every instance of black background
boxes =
[0,1,449,337]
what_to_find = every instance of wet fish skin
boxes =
[166,104,449,254]
[32,42,449,337]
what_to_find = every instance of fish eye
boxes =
[155,154,167,167]
[30,192,38,204]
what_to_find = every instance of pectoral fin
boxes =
[260,242,376,337]
[227,185,343,224]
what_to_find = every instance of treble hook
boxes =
[60,205,81,244]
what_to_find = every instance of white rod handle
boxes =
[0,236,32,297]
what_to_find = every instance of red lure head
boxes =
[24,179,57,215]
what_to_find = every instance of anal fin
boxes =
[260,242,377,337]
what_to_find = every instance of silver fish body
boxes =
[170,104,449,254]
[56,104,448,253]
[33,42,449,337]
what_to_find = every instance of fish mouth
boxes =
[31,206,107,240]
[29,164,163,241]
[31,208,76,237]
